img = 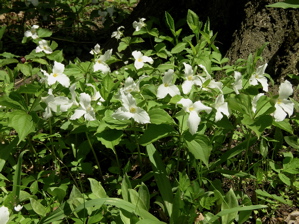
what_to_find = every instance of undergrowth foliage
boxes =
[0,5,299,224]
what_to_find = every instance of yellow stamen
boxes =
[53,73,58,77]
[130,107,137,113]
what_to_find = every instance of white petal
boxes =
[257,76,268,92]
[163,69,174,84]
[79,93,92,109]
[53,61,65,74]
[279,80,293,99]
[132,51,143,60]
[233,71,242,94]
[0,206,9,224]
[273,104,287,122]
[70,108,86,120]
[85,110,96,121]
[252,93,264,113]
[141,55,153,64]
[157,85,169,99]
[133,108,150,124]
[183,63,193,76]
[188,111,201,135]
[199,64,212,80]
[193,101,212,113]
[167,85,180,97]
[93,62,111,73]
[182,80,194,94]
[112,107,133,120]
[134,60,144,70]
[280,100,294,117]
[57,74,70,87]
[177,98,193,111]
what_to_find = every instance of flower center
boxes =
[188,106,194,112]
[137,58,143,62]
[53,73,58,77]
[277,98,282,104]
[164,83,169,87]
[187,75,193,81]
[130,107,137,113]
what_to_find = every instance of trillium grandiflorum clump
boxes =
[177,98,212,135]
[0,206,9,224]
[249,63,269,92]
[133,18,146,31]
[213,94,230,122]
[41,61,70,87]
[70,93,96,121]
[157,69,180,99]
[24,25,39,39]
[273,80,294,122]
[132,51,153,70]
[93,49,112,74]
[182,63,203,94]
[112,93,150,124]
[36,39,53,54]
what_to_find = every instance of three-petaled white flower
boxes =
[41,61,70,87]
[132,50,153,70]
[112,93,150,124]
[24,25,39,39]
[111,26,124,40]
[41,89,73,119]
[233,71,242,94]
[90,44,101,55]
[0,206,9,224]
[93,49,112,74]
[177,98,212,135]
[36,39,53,54]
[213,94,230,121]
[70,93,96,121]
[157,69,180,99]
[273,80,294,122]
[133,18,146,31]
[182,63,203,94]
[249,63,268,92]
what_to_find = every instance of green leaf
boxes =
[37,28,53,38]
[165,11,175,35]
[255,189,292,205]
[47,50,64,62]
[30,198,48,217]
[221,189,238,224]
[17,63,32,76]
[139,124,176,146]
[183,132,211,167]
[39,202,71,224]
[278,173,291,186]
[267,0,299,8]
[121,174,132,201]
[88,178,107,198]
[138,183,150,211]
[242,114,272,138]
[96,129,123,150]
[146,144,173,217]
[187,9,201,34]
[0,58,19,67]
[8,110,35,144]
[273,120,293,134]
[170,43,187,54]
[0,138,18,172]
[0,26,6,40]
[148,108,175,125]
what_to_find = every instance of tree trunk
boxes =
[105,0,299,82]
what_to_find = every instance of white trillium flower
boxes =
[213,94,230,121]
[203,79,223,93]
[24,25,39,39]
[41,89,73,119]
[70,93,96,121]
[14,205,23,212]
[132,50,153,70]
[90,44,101,55]
[112,93,150,124]
[233,71,242,94]
[177,98,212,135]
[86,83,105,105]
[249,63,269,92]
[133,18,146,31]
[273,80,294,122]
[36,39,53,54]
[157,69,180,99]
[198,64,212,80]
[182,63,203,94]
[252,93,264,113]
[69,84,79,106]
[111,26,124,40]
[93,49,112,73]
[41,61,70,87]
[0,206,9,224]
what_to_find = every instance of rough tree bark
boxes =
[104,0,299,83]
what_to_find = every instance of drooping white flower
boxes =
[213,94,230,121]
[70,93,96,121]
[273,80,294,122]
[198,64,212,80]
[41,89,73,119]
[14,205,23,212]
[177,98,212,135]
[111,26,124,40]
[203,79,223,93]
[93,49,112,74]
[252,93,264,113]
[86,83,105,105]
[133,18,146,31]
[132,50,153,70]
[0,206,9,224]
[35,39,53,54]
[157,69,180,99]
[41,61,70,87]
[249,63,268,92]
[112,93,150,124]
[233,71,242,94]
[182,63,203,94]
[121,77,140,94]
[90,44,101,55]
[24,25,39,39]
[69,83,79,106]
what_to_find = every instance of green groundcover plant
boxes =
[0,5,299,224]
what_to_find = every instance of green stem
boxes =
[86,133,104,183]
[132,121,142,167]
